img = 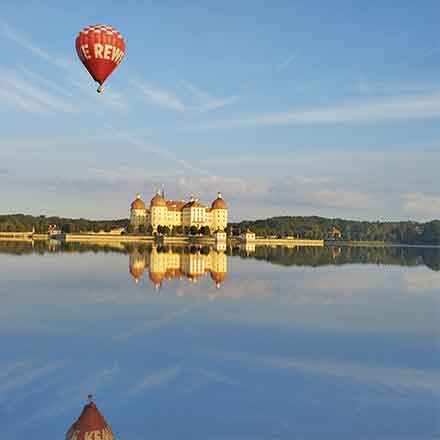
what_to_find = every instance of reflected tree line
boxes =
[229,245,440,272]
[0,241,439,271]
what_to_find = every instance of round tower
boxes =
[130,194,147,229]
[129,248,146,283]
[211,192,228,231]
[150,190,167,232]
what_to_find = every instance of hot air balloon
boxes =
[65,395,116,440]
[75,24,125,93]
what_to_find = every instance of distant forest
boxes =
[1,213,440,245]
[229,216,440,245]
[0,214,128,234]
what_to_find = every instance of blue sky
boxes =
[0,0,440,221]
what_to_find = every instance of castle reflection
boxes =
[129,245,228,289]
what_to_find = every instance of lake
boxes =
[0,241,438,439]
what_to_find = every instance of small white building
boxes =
[214,230,227,242]
[240,228,256,242]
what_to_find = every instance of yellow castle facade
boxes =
[130,191,228,233]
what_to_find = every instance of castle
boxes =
[130,191,228,233]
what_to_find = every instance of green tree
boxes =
[138,224,147,235]
[200,226,211,236]
[61,224,72,233]
[190,225,198,235]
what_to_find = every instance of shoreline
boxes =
[0,232,439,248]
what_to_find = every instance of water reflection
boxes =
[0,240,438,439]
[129,245,227,289]
[0,240,439,273]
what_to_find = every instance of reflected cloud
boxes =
[210,351,440,393]
[0,360,67,393]
[22,363,119,425]
[129,366,181,395]
[403,269,440,294]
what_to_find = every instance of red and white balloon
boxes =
[75,24,125,93]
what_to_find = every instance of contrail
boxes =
[278,53,298,70]
[104,123,209,175]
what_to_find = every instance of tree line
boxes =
[1,213,440,245]
[0,214,127,234]
[228,216,440,245]
[0,214,214,236]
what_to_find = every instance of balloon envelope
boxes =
[65,401,115,440]
[75,24,125,87]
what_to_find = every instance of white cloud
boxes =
[175,175,261,199]
[0,20,70,69]
[267,177,380,211]
[131,80,185,111]
[179,80,238,112]
[18,66,73,98]
[277,53,298,70]
[357,77,440,96]
[104,124,204,174]
[0,86,42,111]
[68,78,129,112]
[194,368,237,386]
[403,193,440,219]
[0,68,76,112]
[132,79,237,113]
[201,91,440,129]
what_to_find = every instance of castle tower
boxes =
[150,190,167,232]
[130,194,147,229]
[210,250,227,289]
[148,245,166,289]
[129,247,146,283]
[211,192,228,231]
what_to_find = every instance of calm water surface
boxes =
[0,242,439,439]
